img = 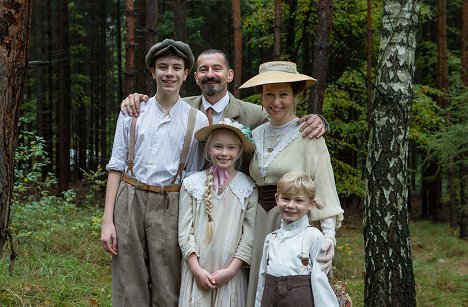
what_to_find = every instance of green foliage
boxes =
[14,118,56,201]
[322,69,368,199]
[421,89,468,170]
[81,165,107,206]
[410,85,444,145]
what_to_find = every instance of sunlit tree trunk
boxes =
[232,0,242,98]
[272,0,281,60]
[363,0,419,305]
[0,0,33,254]
[124,0,136,96]
[309,0,332,115]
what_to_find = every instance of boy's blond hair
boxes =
[277,171,315,199]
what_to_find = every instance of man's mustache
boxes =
[202,77,221,84]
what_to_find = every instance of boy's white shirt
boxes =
[106,96,208,185]
[255,215,339,307]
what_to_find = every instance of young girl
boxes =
[178,118,258,307]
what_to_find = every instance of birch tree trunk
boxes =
[0,0,33,254]
[363,0,419,305]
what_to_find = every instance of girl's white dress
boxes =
[178,170,258,307]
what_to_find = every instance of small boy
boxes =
[100,39,208,307]
[255,171,339,307]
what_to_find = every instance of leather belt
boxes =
[121,173,181,194]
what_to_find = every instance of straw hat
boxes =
[195,118,256,153]
[239,61,316,89]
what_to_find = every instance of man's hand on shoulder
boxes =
[297,114,328,139]
[121,93,149,117]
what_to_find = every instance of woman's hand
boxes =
[210,267,236,288]
[316,237,335,274]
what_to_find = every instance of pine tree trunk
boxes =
[135,0,146,94]
[124,0,136,96]
[272,0,281,60]
[0,0,33,254]
[56,0,71,193]
[460,0,468,239]
[363,0,419,305]
[145,0,158,96]
[99,0,108,165]
[367,0,372,130]
[286,0,297,61]
[309,0,332,115]
[116,0,123,102]
[232,0,242,98]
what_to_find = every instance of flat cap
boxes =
[145,39,195,71]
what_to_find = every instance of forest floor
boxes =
[0,187,467,306]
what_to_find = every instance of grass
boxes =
[1,201,467,306]
[334,209,468,306]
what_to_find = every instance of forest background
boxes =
[0,0,467,305]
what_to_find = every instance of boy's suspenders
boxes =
[122,106,198,192]
[266,226,314,268]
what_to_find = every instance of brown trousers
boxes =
[261,274,314,307]
[112,182,181,307]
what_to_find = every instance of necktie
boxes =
[206,107,214,125]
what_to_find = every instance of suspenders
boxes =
[122,106,198,192]
[266,226,315,268]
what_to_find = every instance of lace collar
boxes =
[183,171,256,211]
[252,118,301,178]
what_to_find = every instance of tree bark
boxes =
[285,0,297,61]
[124,0,136,96]
[116,0,123,102]
[363,0,419,305]
[99,0,107,165]
[232,0,242,98]
[145,0,158,96]
[460,0,468,239]
[56,0,71,193]
[0,0,33,254]
[367,0,372,130]
[272,0,281,60]
[309,0,332,115]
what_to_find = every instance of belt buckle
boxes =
[135,180,143,190]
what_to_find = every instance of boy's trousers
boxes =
[112,181,181,307]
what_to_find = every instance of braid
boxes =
[203,170,214,243]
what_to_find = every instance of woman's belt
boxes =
[121,173,181,194]
[258,185,277,212]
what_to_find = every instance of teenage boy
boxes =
[255,171,339,307]
[100,39,208,307]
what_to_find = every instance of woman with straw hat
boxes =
[240,61,344,306]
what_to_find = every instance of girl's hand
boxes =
[211,267,236,288]
[100,222,118,256]
[193,267,217,290]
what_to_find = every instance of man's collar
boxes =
[202,92,230,113]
